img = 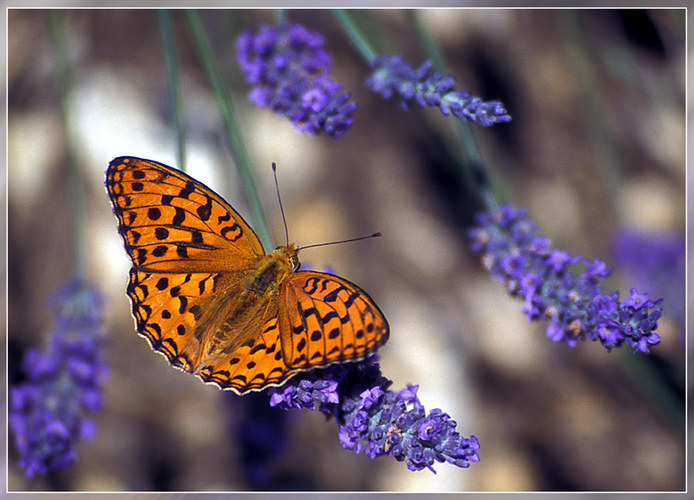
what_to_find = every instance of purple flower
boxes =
[236,23,357,138]
[269,361,479,473]
[269,376,340,411]
[9,280,109,477]
[366,55,511,126]
[469,205,663,353]
[360,386,384,409]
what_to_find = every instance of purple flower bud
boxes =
[366,55,511,126]
[469,204,663,353]
[237,23,356,137]
[9,280,109,477]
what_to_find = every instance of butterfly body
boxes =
[195,245,296,368]
[106,156,389,394]
[239,244,298,303]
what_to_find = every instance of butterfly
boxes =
[105,156,389,394]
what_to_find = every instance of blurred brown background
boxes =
[7,8,685,492]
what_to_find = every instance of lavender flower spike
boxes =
[468,204,663,353]
[236,23,357,138]
[366,55,511,126]
[269,357,480,473]
[9,280,109,477]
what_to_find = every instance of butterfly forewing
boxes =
[106,156,265,273]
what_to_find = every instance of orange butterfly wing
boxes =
[280,271,389,368]
[106,156,389,394]
[106,156,266,379]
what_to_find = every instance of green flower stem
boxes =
[158,10,186,172]
[406,11,499,211]
[274,9,288,24]
[617,349,684,441]
[183,9,273,251]
[332,10,378,66]
[557,11,621,214]
[48,11,86,278]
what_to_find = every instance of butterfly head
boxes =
[272,243,301,271]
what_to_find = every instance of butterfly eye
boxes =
[285,252,300,271]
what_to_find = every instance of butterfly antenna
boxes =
[298,232,382,251]
[272,162,290,246]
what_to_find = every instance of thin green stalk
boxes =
[407,11,498,210]
[274,9,288,24]
[158,10,186,172]
[332,10,378,65]
[557,11,621,215]
[182,9,273,251]
[616,349,684,441]
[48,11,85,278]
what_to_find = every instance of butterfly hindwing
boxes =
[126,268,233,372]
[279,271,390,369]
[195,313,291,393]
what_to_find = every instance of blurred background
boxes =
[6,8,685,492]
